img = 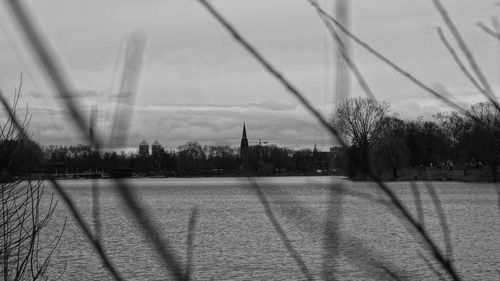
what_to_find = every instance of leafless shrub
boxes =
[0,75,64,281]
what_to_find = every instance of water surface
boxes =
[40,177,500,280]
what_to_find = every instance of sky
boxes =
[0,0,499,151]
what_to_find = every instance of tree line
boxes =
[39,141,332,177]
[333,97,500,180]
[1,97,499,179]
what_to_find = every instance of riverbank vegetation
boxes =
[0,76,63,281]
[2,97,498,181]
[334,97,500,181]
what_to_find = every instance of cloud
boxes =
[121,101,326,149]
[26,90,44,99]
[1,0,499,150]
[150,101,297,111]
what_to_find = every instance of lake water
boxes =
[38,176,500,280]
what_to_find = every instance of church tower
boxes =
[240,122,249,172]
[139,140,149,156]
[313,142,318,171]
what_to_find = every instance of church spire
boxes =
[241,122,248,148]
[240,122,249,173]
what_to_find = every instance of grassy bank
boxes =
[392,167,495,182]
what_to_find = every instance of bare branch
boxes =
[310,2,469,115]
[197,1,462,279]
[248,178,314,281]
[310,0,376,100]
[423,181,453,261]
[432,0,499,110]
[409,182,425,230]
[5,2,187,279]
[437,27,486,95]
[417,251,447,281]
[5,0,96,148]
[477,21,500,42]
[185,207,199,281]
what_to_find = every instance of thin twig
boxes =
[112,179,186,279]
[432,0,499,110]
[380,265,403,281]
[477,22,500,42]
[5,2,187,279]
[247,178,315,281]
[423,181,453,260]
[436,27,486,95]
[48,179,124,281]
[0,92,29,142]
[310,0,376,100]
[322,183,343,280]
[197,0,348,148]
[313,2,469,116]
[90,107,101,241]
[0,87,123,281]
[336,233,413,280]
[185,207,198,281]
[410,182,425,229]
[5,0,96,149]
[197,1,461,280]
[489,16,500,215]
[491,16,500,35]
[417,251,447,281]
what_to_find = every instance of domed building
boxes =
[139,140,149,156]
[152,140,162,157]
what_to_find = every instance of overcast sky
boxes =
[0,0,499,151]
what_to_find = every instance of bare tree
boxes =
[0,75,64,281]
[434,111,469,150]
[467,102,500,128]
[371,117,409,179]
[332,97,389,176]
[465,102,500,180]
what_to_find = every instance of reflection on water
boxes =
[41,177,500,280]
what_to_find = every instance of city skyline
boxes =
[1,0,498,149]
[133,122,335,154]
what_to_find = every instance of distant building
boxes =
[139,140,149,156]
[240,122,249,172]
[330,146,345,170]
[312,143,333,172]
[330,146,343,154]
[152,140,162,157]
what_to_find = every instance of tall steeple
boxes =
[240,122,249,173]
[241,122,248,149]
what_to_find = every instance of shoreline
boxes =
[12,168,498,183]
[351,167,498,183]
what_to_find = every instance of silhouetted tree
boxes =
[1,139,44,179]
[464,102,500,180]
[292,149,313,172]
[434,111,469,161]
[372,117,409,178]
[332,97,389,177]
[177,141,206,175]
